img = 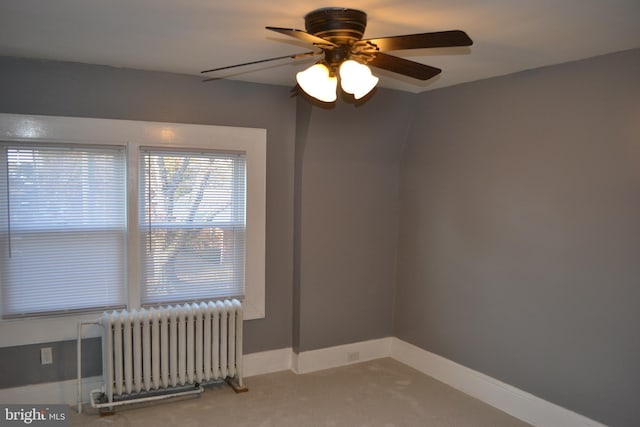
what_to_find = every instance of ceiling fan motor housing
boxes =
[305,8,367,45]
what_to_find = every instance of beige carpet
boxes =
[71,358,531,426]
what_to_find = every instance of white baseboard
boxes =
[0,347,295,408]
[0,376,102,407]
[243,347,292,377]
[390,338,606,427]
[292,338,392,374]
[0,339,606,426]
[244,339,605,426]
[0,347,293,408]
[241,338,392,377]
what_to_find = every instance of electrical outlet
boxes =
[347,351,360,362]
[41,347,53,365]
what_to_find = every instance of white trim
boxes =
[0,339,606,426]
[0,113,266,347]
[0,314,105,347]
[243,347,293,378]
[240,339,393,378]
[0,349,292,406]
[0,376,102,406]
[241,339,606,426]
[292,338,392,374]
[391,338,606,427]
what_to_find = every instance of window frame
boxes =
[0,113,266,345]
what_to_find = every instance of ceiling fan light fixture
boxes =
[339,60,379,99]
[296,63,337,103]
[203,8,473,103]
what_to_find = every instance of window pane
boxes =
[0,144,126,317]
[140,149,246,305]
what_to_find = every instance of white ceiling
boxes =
[1,0,639,93]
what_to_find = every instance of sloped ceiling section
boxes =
[1,0,639,93]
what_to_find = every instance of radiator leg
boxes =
[99,408,116,417]
[225,377,249,393]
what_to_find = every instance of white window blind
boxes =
[140,148,246,305]
[0,144,126,318]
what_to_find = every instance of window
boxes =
[0,144,126,317]
[140,149,246,305]
[0,114,265,330]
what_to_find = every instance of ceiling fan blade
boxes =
[368,53,441,80]
[363,30,472,51]
[201,51,320,75]
[266,26,337,48]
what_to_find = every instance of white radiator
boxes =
[99,300,243,404]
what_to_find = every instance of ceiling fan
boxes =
[201,7,473,102]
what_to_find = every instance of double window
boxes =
[0,114,265,321]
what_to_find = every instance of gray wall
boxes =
[0,56,297,356]
[0,339,101,388]
[395,48,640,426]
[2,49,639,426]
[0,56,411,383]
[293,92,415,351]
